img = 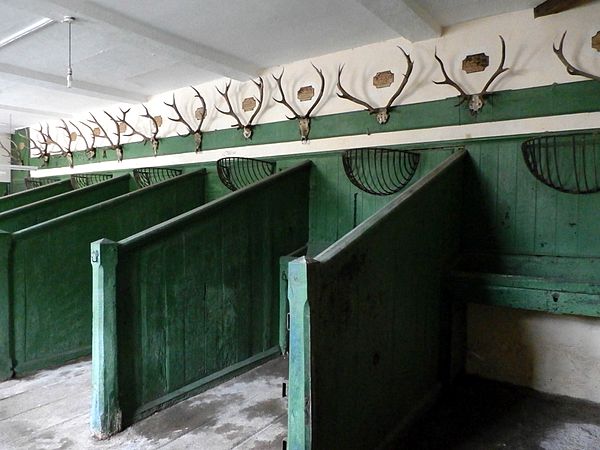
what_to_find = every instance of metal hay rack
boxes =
[24,177,60,190]
[71,173,113,189]
[522,132,600,194]
[342,147,420,196]
[133,167,183,188]
[217,157,276,191]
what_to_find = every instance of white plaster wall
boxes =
[467,304,600,402]
[28,3,600,162]
[0,133,12,183]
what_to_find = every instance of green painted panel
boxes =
[109,162,311,426]
[8,171,206,375]
[288,152,465,449]
[0,179,73,213]
[0,176,131,233]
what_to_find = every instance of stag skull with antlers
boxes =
[70,121,97,160]
[216,78,264,140]
[89,112,124,162]
[31,125,52,167]
[553,31,600,82]
[164,86,206,152]
[54,119,76,168]
[434,35,509,116]
[0,137,24,166]
[117,106,161,156]
[272,64,325,142]
[337,46,414,125]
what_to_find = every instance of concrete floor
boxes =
[0,357,287,450]
[399,376,600,450]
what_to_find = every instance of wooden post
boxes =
[0,231,13,381]
[287,257,313,450]
[90,239,122,439]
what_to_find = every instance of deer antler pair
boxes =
[70,121,97,160]
[434,35,509,115]
[273,64,325,141]
[0,137,24,166]
[337,47,414,125]
[88,112,124,161]
[553,31,600,82]
[117,106,161,156]
[164,86,206,152]
[216,78,264,140]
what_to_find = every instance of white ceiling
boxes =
[0,0,544,133]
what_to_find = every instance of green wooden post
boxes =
[0,231,13,380]
[288,257,313,450]
[90,239,122,439]
[279,255,295,355]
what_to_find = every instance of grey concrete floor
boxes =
[0,357,287,450]
[398,375,600,450]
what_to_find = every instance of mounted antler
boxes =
[0,137,24,165]
[554,31,600,82]
[117,107,159,156]
[273,64,325,142]
[337,47,413,125]
[216,77,264,140]
[434,35,509,115]
[164,86,206,152]
[35,125,53,167]
[56,119,76,168]
[71,121,97,160]
[88,112,124,162]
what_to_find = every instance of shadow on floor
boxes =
[397,376,600,450]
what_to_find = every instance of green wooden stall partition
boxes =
[91,161,312,438]
[287,150,466,450]
[0,170,206,380]
[0,179,73,213]
[0,175,131,233]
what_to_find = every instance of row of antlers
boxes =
[16,31,597,169]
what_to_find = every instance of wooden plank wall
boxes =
[110,163,311,426]
[5,171,206,376]
[288,152,465,450]
[462,138,600,258]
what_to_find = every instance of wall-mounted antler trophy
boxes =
[0,136,25,166]
[336,46,414,125]
[553,31,600,82]
[434,35,509,115]
[89,112,124,162]
[272,64,325,142]
[32,125,52,167]
[216,78,264,140]
[70,121,97,160]
[55,119,76,168]
[117,106,161,156]
[164,86,206,152]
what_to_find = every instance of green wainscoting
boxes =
[0,171,206,379]
[288,151,465,450]
[91,162,312,437]
[0,179,73,213]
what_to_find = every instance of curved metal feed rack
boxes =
[71,173,113,189]
[522,132,600,194]
[342,147,420,196]
[133,167,183,188]
[24,177,60,190]
[217,157,276,191]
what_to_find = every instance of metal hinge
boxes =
[286,312,291,331]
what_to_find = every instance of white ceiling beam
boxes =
[0,62,147,103]
[5,0,260,80]
[356,0,441,42]
[0,103,73,118]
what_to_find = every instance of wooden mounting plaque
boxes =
[118,122,127,133]
[373,70,394,88]
[297,86,315,102]
[195,107,205,120]
[154,115,163,127]
[93,127,101,137]
[242,97,256,112]
[462,53,489,73]
[593,31,600,51]
[69,132,78,141]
